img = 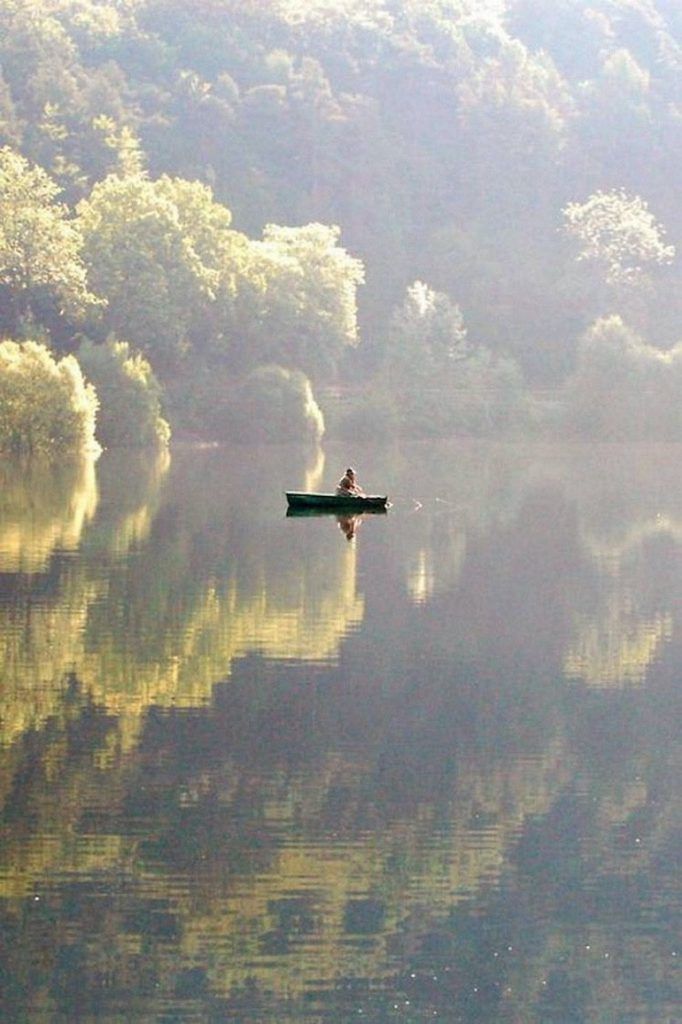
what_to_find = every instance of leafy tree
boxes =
[212,363,325,443]
[456,39,573,216]
[395,345,524,438]
[77,173,218,364]
[0,69,21,147]
[0,5,80,124]
[50,0,124,54]
[77,337,170,448]
[0,338,98,454]
[386,280,469,382]
[383,280,524,436]
[85,114,146,179]
[506,0,612,80]
[449,346,525,434]
[564,314,682,440]
[154,174,251,296]
[562,189,675,286]
[0,146,97,336]
[2,0,682,432]
[0,4,85,184]
[573,48,660,196]
[236,222,365,380]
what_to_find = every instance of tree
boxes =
[154,174,251,293]
[86,114,146,179]
[77,173,219,364]
[386,280,469,382]
[383,280,524,436]
[456,39,573,216]
[231,222,365,379]
[506,0,611,80]
[564,315,682,441]
[210,363,325,443]
[0,146,97,336]
[77,337,170,448]
[0,69,21,148]
[562,189,675,286]
[573,48,660,196]
[0,338,98,454]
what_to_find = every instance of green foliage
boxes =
[233,223,365,380]
[222,364,325,444]
[563,189,674,286]
[398,347,525,438]
[564,315,682,440]
[323,384,400,443]
[380,280,524,436]
[158,360,223,438]
[451,348,525,433]
[77,337,170,448]
[76,173,220,362]
[386,281,469,383]
[164,360,325,443]
[0,70,21,147]
[0,338,98,454]
[76,172,363,384]
[0,146,97,334]
[457,38,573,207]
[3,0,682,428]
[87,114,146,179]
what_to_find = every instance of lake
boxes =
[0,440,680,1022]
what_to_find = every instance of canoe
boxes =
[286,492,389,511]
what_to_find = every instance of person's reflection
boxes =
[337,513,361,541]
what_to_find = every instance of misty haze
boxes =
[1,2,681,1021]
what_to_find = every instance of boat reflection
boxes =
[285,507,388,519]
[286,505,388,541]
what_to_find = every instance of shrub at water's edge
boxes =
[195,364,325,444]
[77,338,170,448]
[0,340,99,456]
[561,315,682,441]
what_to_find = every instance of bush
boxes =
[77,338,170,448]
[0,340,99,455]
[563,315,682,440]
[162,361,227,438]
[325,386,400,442]
[394,350,525,438]
[223,364,325,443]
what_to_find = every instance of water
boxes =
[0,441,680,1022]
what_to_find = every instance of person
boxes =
[335,466,364,497]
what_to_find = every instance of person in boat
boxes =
[336,466,364,497]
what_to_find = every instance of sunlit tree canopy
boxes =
[563,189,675,285]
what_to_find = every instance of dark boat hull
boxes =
[286,492,388,511]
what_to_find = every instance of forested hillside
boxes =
[2,0,682,447]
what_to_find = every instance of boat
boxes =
[286,492,389,512]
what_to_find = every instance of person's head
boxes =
[345,467,355,479]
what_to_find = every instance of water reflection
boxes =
[83,446,171,556]
[337,511,360,540]
[0,442,681,1021]
[0,444,366,748]
[0,455,99,572]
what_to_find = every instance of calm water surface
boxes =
[0,441,680,1022]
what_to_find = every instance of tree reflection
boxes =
[0,455,98,573]
[1,442,682,1020]
[0,444,364,746]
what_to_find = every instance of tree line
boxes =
[2,0,682,451]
